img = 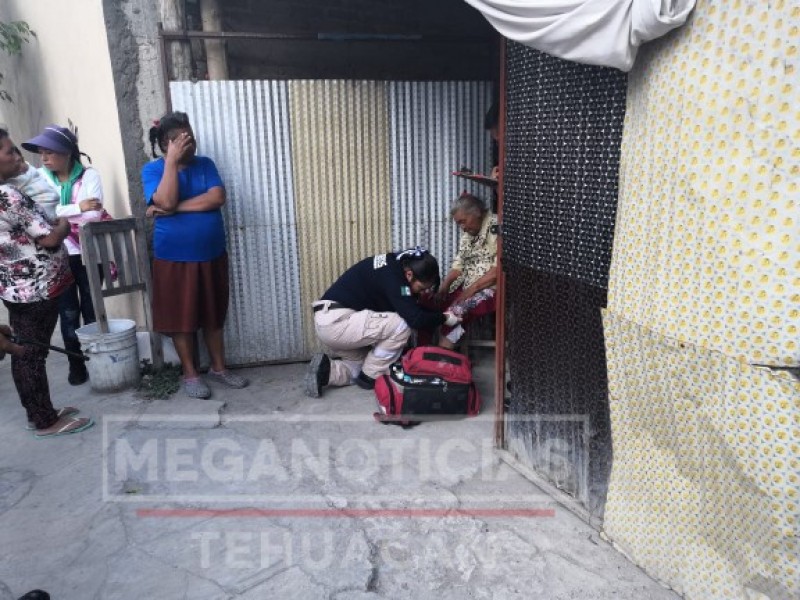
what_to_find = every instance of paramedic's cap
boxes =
[21,125,77,155]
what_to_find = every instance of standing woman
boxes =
[22,125,110,385]
[0,129,93,436]
[142,111,248,399]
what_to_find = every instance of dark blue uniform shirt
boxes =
[322,253,445,331]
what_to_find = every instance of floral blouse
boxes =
[0,184,72,303]
[449,211,499,292]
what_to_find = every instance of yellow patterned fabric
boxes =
[289,81,392,351]
[608,0,800,367]
[604,1,800,597]
[603,311,799,600]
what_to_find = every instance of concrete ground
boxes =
[0,333,678,600]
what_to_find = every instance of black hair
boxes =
[68,141,89,167]
[148,111,192,158]
[398,250,440,291]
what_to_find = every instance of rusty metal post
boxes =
[494,37,508,449]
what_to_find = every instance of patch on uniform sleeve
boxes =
[400,286,411,296]
[373,254,387,269]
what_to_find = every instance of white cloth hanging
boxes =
[463,0,696,71]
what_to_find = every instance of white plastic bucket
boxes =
[76,319,141,392]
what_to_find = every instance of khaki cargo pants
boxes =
[312,301,410,386]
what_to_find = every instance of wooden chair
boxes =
[79,217,163,368]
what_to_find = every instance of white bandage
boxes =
[444,312,461,327]
[446,325,464,344]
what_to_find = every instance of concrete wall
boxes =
[0,0,130,220]
[0,0,142,325]
[102,0,166,217]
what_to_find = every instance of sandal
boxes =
[183,376,212,399]
[26,407,79,431]
[207,369,249,389]
[34,416,94,438]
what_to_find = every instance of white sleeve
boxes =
[78,168,104,202]
[55,203,81,217]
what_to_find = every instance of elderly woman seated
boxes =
[426,193,498,349]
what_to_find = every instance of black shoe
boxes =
[304,353,330,398]
[68,365,89,386]
[354,371,375,391]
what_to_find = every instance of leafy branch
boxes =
[0,21,36,102]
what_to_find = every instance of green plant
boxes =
[0,20,35,102]
[137,359,182,400]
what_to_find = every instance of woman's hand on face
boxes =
[79,198,102,212]
[165,132,194,165]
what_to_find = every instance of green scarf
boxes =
[44,161,84,206]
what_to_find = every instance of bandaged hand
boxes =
[443,312,461,327]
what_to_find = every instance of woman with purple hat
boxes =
[22,125,112,386]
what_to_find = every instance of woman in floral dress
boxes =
[0,128,93,437]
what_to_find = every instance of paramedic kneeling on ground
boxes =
[305,247,460,397]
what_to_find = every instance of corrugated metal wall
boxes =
[388,82,493,271]
[171,81,304,364]
[289,80,392,352]
[170,80,491,364]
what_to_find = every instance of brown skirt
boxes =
[151,253,229,333]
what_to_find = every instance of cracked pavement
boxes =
[0,342,678,599]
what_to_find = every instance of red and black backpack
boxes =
[374,346,481,427]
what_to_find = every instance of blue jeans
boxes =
[59,255,99,370]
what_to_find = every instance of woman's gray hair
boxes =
[449,193,486,218]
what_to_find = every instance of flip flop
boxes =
[26,407,80,431]
[33,416,94,438]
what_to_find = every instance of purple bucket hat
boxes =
[21,125,78,155]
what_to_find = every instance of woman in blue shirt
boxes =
[142,112,248,398]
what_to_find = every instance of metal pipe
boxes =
[160,29,493,43]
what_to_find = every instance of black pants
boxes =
[3,298,60,429]
[59,255,98,372]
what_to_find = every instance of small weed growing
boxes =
[137,360,181,399]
